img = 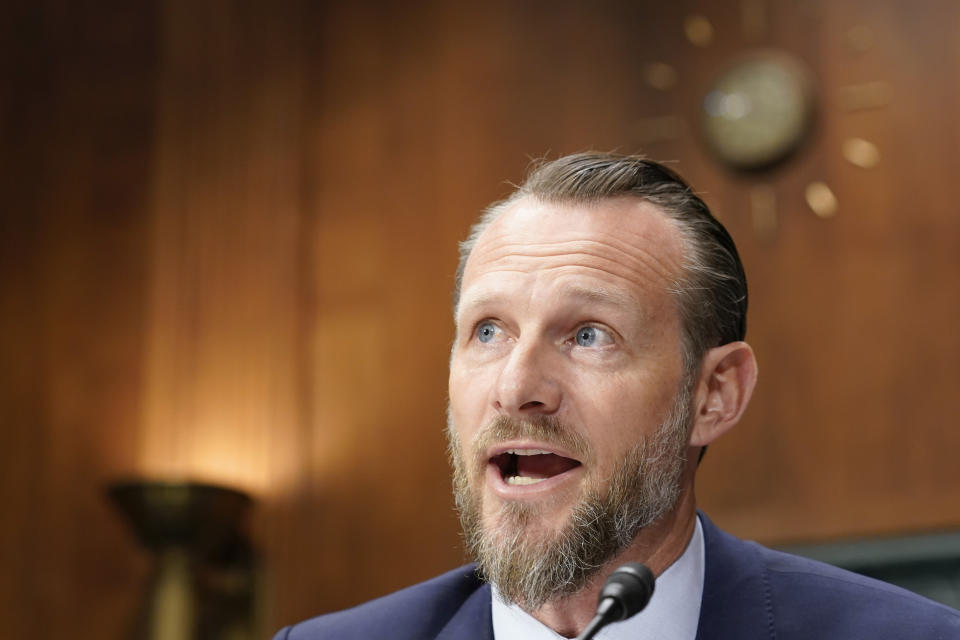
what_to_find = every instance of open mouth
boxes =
[490,448,582,486]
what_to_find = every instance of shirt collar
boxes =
[491,515,705,640]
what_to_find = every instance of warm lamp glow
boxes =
[139,109,306,499]
[136,420,292,497]
[136,290,304,497]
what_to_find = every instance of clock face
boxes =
[701,51,816,170]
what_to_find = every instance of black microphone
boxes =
[575,563,655,640]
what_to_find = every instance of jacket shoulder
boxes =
[698,512,960,640]
[757,544,960,638]
[274,565,487,640]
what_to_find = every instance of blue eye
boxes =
[576,326,598,346]
[575,325,614,347]
[477,322,499,343]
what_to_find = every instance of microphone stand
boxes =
[576,596,623,640]
[574,563,655,640]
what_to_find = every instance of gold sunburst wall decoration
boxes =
[634,0,892,240]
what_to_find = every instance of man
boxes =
[275,153,960,639]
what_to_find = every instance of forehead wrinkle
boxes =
[458,263,662,332]
[460,199,689,329]
[467,236,680,292]
[476,195,686,273]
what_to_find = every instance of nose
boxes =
[493,339,561,417]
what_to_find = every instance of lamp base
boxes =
[108,480,258,640]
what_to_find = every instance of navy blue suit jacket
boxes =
[275,513,960,639]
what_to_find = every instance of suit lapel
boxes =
[436,580,494,640]
[695,512,775,640]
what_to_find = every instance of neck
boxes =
[522,483,699,638]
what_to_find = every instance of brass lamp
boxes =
[108,480,255,640]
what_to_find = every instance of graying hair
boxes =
[453,152,747,375]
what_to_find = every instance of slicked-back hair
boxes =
[454,152,748,377]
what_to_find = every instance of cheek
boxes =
[448,360,488,439]
[580,371,679,455]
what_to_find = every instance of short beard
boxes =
[447,381,692,611]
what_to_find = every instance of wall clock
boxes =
[635,3,891,234]
[701,51,816,170]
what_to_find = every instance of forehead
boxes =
[460,196,686,312]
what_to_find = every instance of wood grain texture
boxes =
[0,2,158,637]
[2,0,959,637]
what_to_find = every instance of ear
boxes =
[688,341,758,447]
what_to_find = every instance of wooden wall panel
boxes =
[137,0,307,500]
[3,1,960,637]
[0,2,158,637]
[136,3,312,633]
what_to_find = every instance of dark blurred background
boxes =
[2,0,960,637]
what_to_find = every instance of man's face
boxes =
[447,196,692,605]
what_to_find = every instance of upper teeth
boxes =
[505,448,551,456]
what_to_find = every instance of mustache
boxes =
[470,415,591,466]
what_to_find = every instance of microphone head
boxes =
[597,562,655,621]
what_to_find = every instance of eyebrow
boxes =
[455,292,505,321]
[562,286,639,310]
[457,286,641,320]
